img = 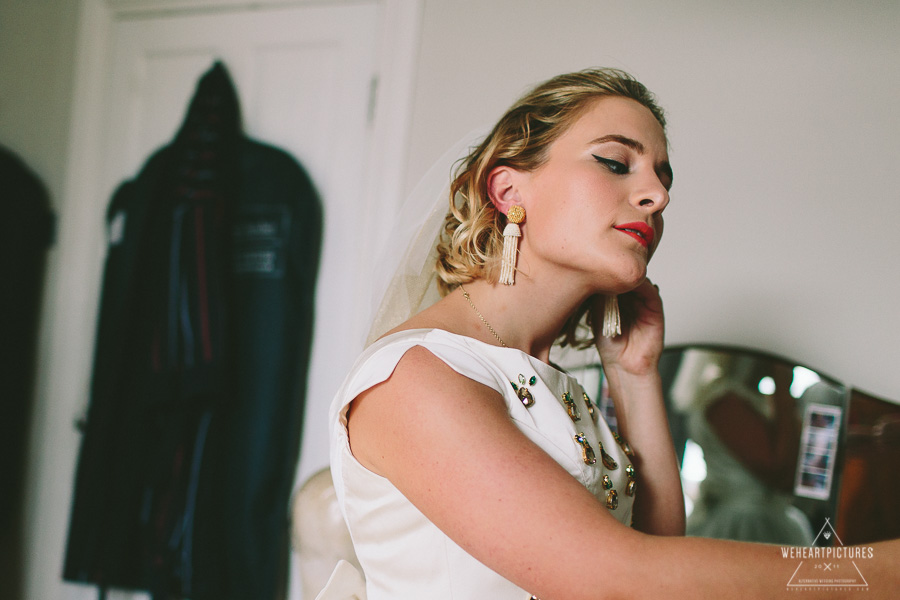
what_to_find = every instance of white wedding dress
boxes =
[318,328,637,599]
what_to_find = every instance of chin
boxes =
[578,255,647,294]
[609,281,644,295]
[604,262,647,293]
[592,277,645,297]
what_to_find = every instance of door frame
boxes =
[50,0,421,411]
[24,1,421,598]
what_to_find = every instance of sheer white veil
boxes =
[365,128,489,346]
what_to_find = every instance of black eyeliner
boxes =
[591,154,627,174]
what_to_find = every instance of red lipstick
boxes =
[615,222,655,249]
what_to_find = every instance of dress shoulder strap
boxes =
[331,329,505,421]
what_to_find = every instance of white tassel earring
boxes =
[602,294,621,338]
[498,205,525,285]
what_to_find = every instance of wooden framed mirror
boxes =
[835,388,900,545]
[568,344,850,544]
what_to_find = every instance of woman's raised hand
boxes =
[593,278,665,378]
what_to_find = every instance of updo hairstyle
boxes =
[434,67,667,347]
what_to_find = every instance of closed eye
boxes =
[592,154,628,175]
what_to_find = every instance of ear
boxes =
[486,165,525,216]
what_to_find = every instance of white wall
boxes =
[0,1,80,598]
[405,0,900,401]
[0,0,79,208]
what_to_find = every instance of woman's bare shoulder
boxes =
[378,292,470,340]
[346,342,505,474]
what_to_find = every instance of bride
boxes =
[318,68,899,599]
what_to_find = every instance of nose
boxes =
[632,173,669,214]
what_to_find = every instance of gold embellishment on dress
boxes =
[625,463,636,497]
[574,433,596,465]
[561,392,581,422]
[516,386,535,407]
[597,440,618,470]
[510,374,536,408]
[606,489,618,510]
[602,474,612,490]
[583,392,597,423]
[613,430,635,457]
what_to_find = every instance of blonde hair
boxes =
[434,67,667,347]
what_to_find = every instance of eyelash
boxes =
[592,154,628,175]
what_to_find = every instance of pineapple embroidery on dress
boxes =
[510,374,537,407]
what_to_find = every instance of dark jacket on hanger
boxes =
[63,62,322,600]
[0,147,54,600]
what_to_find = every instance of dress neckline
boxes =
[373,327,578,385]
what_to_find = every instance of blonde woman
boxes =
[319,69,899,599]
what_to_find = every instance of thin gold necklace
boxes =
[459,284,507,347]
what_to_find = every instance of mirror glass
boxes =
[569,345,849,544]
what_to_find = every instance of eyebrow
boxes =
[589,134,645,152]
[590,134,674,189]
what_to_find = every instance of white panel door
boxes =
[64,4,378,599]
[101,2,378,481]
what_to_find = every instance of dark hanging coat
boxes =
[0,147,54,600]
[63,62,322,600]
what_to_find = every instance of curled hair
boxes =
[434,67,667,348]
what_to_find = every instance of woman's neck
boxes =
[448,275,592,363]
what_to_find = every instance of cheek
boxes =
[649,217,665,258]
[525,168,618,239]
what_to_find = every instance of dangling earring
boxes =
[498,205,525,285]
[602,295,621,338]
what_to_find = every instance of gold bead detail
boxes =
[613,431,635,457]
[583,392,597,423]
[606,489,619,510]
[574,433,596,465]
[562,392,581,422]
[506,204,525,224]
[597,441,618,470]
[517,387,535,407]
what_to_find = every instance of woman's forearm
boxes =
[621,534,900,600]
[603,366,685,535]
